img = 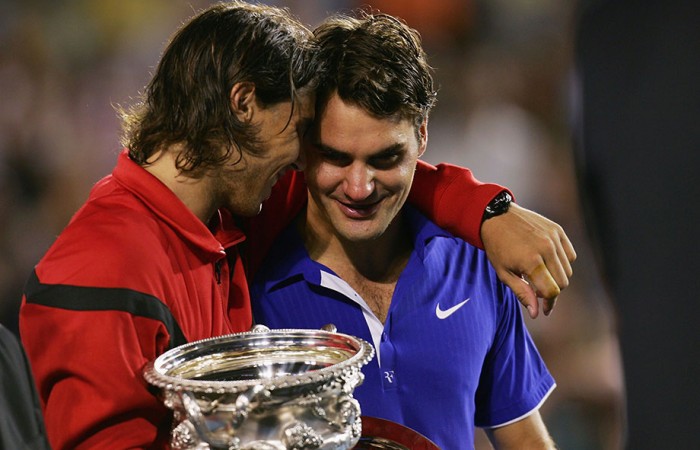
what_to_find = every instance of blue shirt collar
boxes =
[255,205,454,294]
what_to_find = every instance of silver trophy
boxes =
[144,325,374,450]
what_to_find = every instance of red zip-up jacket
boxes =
[20,150,506,449]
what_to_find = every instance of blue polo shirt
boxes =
[251,207,555,449]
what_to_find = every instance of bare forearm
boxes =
[486,412,557,450]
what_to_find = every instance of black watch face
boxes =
[485,192,511,219]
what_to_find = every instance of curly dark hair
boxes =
[119,1,318,174]
[313,11,437,134]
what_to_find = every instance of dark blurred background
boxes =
[0,1,626,448]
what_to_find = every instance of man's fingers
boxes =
[543,296,557,316]
[558,229,576,277]
[500,271,539,319]
[543,243,570,291]
[558,241,574,279]
[561,230,578,264]
[528,263,560,301]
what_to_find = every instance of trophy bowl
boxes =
[144,325,374,450]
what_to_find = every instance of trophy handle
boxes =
[179,391,231,448]
[179,385,267,448]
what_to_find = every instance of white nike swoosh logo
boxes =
[435,298,471,319]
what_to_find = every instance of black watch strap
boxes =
[482,191,512,222]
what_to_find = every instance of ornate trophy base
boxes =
[144,325,374,449]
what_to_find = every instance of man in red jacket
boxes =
[19,2,575,449]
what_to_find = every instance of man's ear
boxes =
[417,118,428,158]
[230,82,256,122]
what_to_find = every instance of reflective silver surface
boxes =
[144,325,374,450]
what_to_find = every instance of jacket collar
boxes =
[112,149,246,260]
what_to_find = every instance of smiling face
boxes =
[304,92,427,244]
[213,89,315,217]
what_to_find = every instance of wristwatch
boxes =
[482,191,512,222]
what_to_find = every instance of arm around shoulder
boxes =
[409,160,508,248]
[409,160,577,318]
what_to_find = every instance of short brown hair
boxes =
[313,11,437,131]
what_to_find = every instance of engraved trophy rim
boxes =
[143,326,375,396]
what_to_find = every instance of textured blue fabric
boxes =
[251,207,554,449]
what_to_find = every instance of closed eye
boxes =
[368,145,404,169]
[312,143,406,169]
[315,145,352,166]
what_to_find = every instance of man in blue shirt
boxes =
[252,12,557,449]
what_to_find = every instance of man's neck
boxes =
[299,209,413,322]
[302,211,410,277]
[142,146,217,223]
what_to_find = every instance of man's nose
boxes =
[343,163,374,200]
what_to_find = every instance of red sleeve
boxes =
[409,160,512,249]
[20,302,171,450]
[243,161,511,275]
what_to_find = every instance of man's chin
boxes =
[337,226,386,243]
